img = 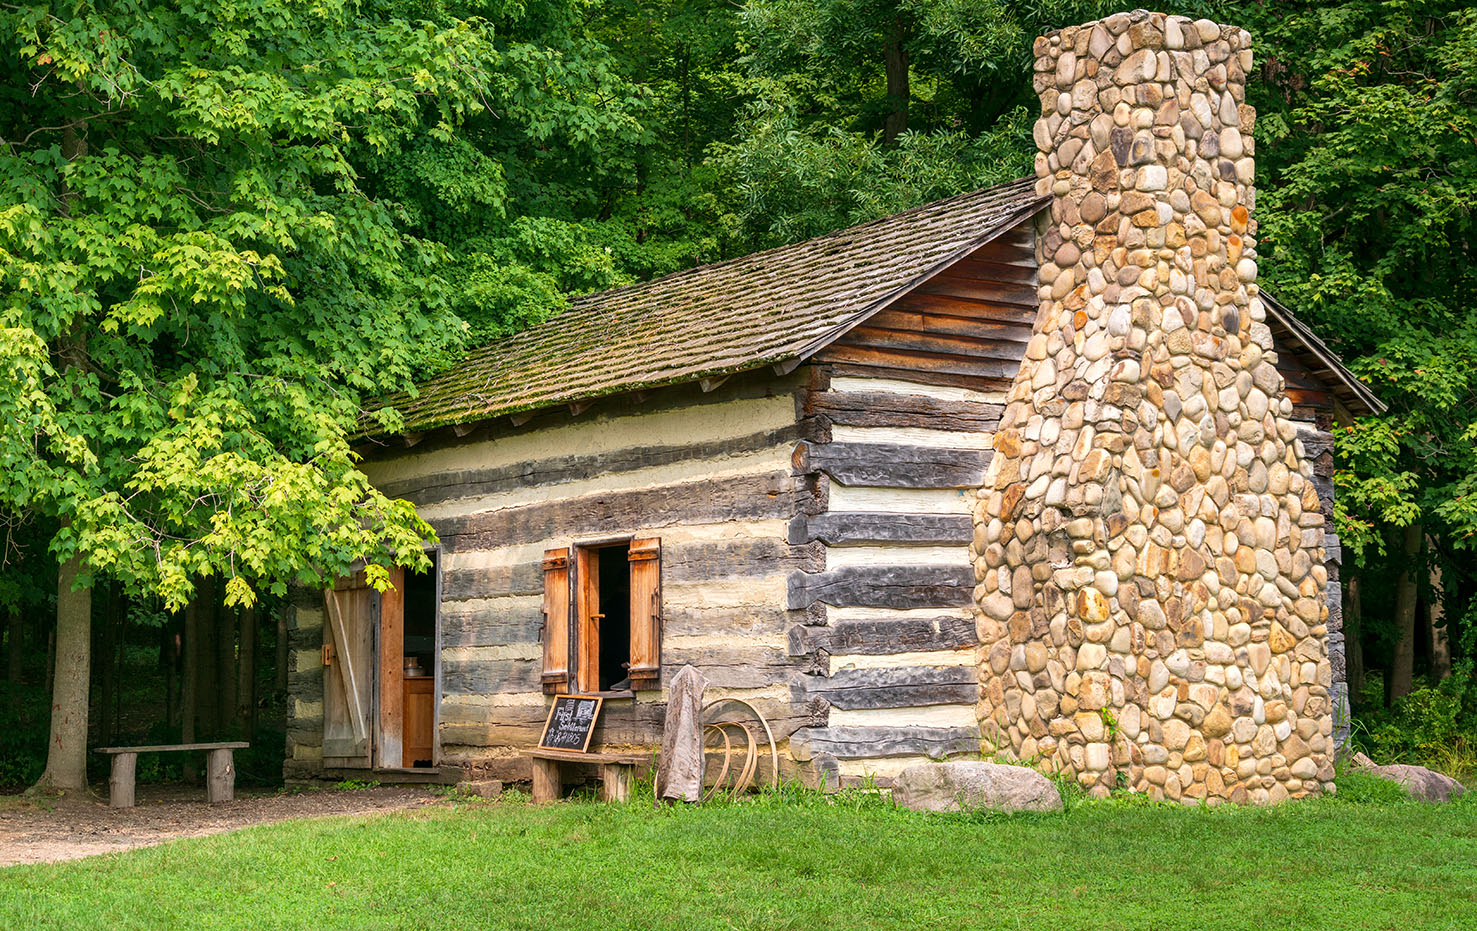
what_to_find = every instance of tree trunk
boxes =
[275,606,288,693]
[33,553,92,793]
[98,581,115,742]
[218,601,237,735]
[882,23,909,145]
[44,627,54,700]
[1426,535,1450,681]
[163,616,176,731]
[1347,573,1365,701]
[195,580,217,738]
[237,605,256,737]
[1389,523,1422,702]
[114,588,126,739]
[6,608,21,710]
[181,599,198,776]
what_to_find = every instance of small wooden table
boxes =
[521,749,647,803]
[94,741,249,809]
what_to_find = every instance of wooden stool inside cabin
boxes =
[521,749,647,803]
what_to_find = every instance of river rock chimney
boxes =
[973,10,1335,804]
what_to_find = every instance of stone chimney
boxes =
[973,10,1335,804]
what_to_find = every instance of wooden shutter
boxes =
[540,548,571,694]
[322,575,374,767]
[627,538,662,689]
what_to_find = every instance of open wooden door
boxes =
[377,566,405,769]
[323,574,375,767]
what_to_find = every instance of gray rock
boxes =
[892,762,1063,813]
[459,778,504,799]
[1352,753,1467,803]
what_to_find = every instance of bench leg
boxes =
[206,749,236,804]
[599,763,633,803]
[530,757,561,803]
[109,752,137,809]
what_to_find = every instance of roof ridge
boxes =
[368,177,1046,436]
[562,177,1037,311]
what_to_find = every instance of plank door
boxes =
[323,573,376,767]
[376,566,405,769]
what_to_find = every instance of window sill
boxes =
[581,689,636,701]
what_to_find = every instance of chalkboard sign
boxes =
[538,695,604,752]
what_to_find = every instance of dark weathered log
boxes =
[787,565,975,610]
[809,390,1003,432]
[95,741,249,754]
[439,608,544,649]
[1295,428,1334,460]
[794,665,978,710]
[660,644,810,690]
[205,748,236,804]
[438,694,826,749]
[789,725,980,760]
[839,325,1032,366]
[788,512,972,546]
[379,425,806,507]
[823,363,1015,394]
[530,756,560,803]
[817,344,1018,382]
[599,762,634,802]
[439,471,803,550]
[660,602,822,639]
[788,615,978,656]
[108,751,136,809]
[660,538,825,581]
[440,537,826,604]
[440,658,543,696]
[793,441,990,488]
[358,365,812,463]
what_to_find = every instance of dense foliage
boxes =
[0,0,1473,783]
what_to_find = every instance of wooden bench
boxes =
[94,742,249,809]
[521,749,647,803]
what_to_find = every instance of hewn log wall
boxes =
[288,370,829,782]
[786,228,1035,783]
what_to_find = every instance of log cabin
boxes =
[281,175,1381,789]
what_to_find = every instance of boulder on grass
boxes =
[892,762,1062,813]
[459,779,504,799]
[1351,753,1466,803]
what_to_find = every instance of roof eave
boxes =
[1261,292,1386,417]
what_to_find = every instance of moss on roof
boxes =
[368,179,1047,436]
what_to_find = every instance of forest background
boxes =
[0,0,1473,791]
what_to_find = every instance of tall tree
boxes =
[1238,0,1477,690]
[1,0,493,791]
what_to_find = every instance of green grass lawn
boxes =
[2,778,1475,931]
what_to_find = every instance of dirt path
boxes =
[0,785,444,867]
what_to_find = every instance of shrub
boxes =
[1354,661,1477,781]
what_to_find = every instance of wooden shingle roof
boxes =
[1262,293,1386,418]
[375,179,1047,435]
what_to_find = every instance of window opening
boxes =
[595,542,632,691]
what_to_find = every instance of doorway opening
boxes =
[400,559,437,767]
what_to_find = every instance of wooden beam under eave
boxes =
[451,422,477,438]
[772,358,803,376]
[402,432,424,448]
[509,411,534,427]
[568,400,593,417]
[699,375,730,393]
